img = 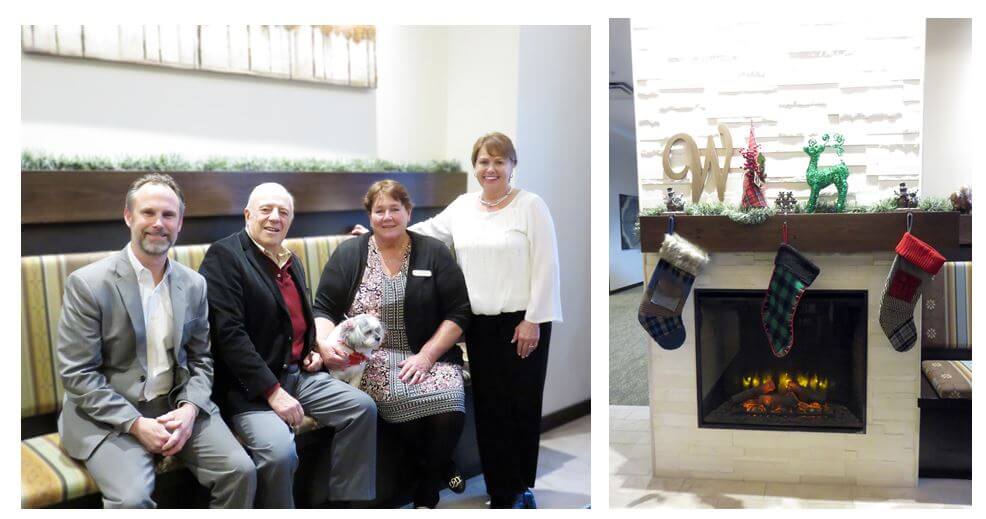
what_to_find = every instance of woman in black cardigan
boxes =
[313,180,471,509]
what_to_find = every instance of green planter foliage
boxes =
[21,150,462,174]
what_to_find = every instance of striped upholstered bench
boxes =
[20,235,352,508]
[918,261,972,479]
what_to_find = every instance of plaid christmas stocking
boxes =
[638,233,709,349]
[879,232,945,352]
[761,244,820,358]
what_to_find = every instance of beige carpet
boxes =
[609,287,649,405]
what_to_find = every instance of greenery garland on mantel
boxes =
[21,150,462,174]
[634,197,956,238]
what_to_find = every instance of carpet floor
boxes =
[609,286,649,406]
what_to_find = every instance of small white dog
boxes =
[327,314,385,387]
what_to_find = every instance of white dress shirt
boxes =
[127,244,175,400]
[409,190,563,323]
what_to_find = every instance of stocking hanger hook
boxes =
[906,211,913,233]
[782,220,789,245]
[667,214,676,235]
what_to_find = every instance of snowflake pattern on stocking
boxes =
[925,298,936,311]
[926,328,937,340]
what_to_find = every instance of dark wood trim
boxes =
[640,212,968,258]
[22,170,467,224]
[610,282,643,295]
[921,348,972,362]
[959,214,971,245]
[541,399,590,433]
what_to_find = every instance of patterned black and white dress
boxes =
[349,237,465,423]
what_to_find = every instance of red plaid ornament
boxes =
[740,123,767,209]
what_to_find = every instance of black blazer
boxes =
[313,231,471,365]
[199,229,316,416]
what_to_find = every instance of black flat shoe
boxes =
[447,467,466,494]
[489,494,521,509]
[522,489,537,509]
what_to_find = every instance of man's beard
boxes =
[139,233,173,256]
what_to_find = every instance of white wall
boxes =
[375,26,449,163]
[609,18,643,291]
[609,97,643,290]
[921,19,973,198]
[21,53,377,160]
[516,26,591,415]
[445,26,519,192]
[22,26,522,176]
[631,19,926,210]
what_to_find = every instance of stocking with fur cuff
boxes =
[638,233,709,350]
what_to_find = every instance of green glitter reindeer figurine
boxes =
[804,133,849,212]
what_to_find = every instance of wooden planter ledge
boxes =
[22,170,467,224]
[639,212,971,257]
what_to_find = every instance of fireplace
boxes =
[695,289,867,433]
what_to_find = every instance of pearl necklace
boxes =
[480,187,513,207]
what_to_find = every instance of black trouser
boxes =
[393,411,465,508]
[466,311,552,498]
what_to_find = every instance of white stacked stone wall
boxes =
[630,19,924,210]
[645,251,920,486]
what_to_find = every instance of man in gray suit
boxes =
[56,173,256,508]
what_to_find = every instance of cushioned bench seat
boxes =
[21,417,323,508]
[921,360,972,400]
[22,433,100,508]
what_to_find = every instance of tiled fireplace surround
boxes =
[645,251,920,487]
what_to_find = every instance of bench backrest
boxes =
[21,235,353,419]
[922,261,972,352]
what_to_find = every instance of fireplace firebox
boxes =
[695,289,867,433]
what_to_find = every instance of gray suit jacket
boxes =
[56,247,219,460]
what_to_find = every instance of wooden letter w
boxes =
[661,124,734,203]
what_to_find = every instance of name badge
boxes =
[412,269,432,277]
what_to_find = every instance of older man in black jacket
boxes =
[199,183,375,508]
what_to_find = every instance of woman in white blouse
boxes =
[409,132,563,509]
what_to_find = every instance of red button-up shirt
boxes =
[267,255,307,364]
[247,231,312,399]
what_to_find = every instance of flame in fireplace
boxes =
[741,371,828,391]
[736,370,831,416]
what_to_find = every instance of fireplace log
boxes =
[731,387,763,404]
[776,391,799,410]
[758,392,799,412]
[730,379,776,403]
[786,382,827,404]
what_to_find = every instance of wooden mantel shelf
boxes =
[640,212,970,257]
[22,170,466,224]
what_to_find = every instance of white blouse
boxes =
[409,190,563,323]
